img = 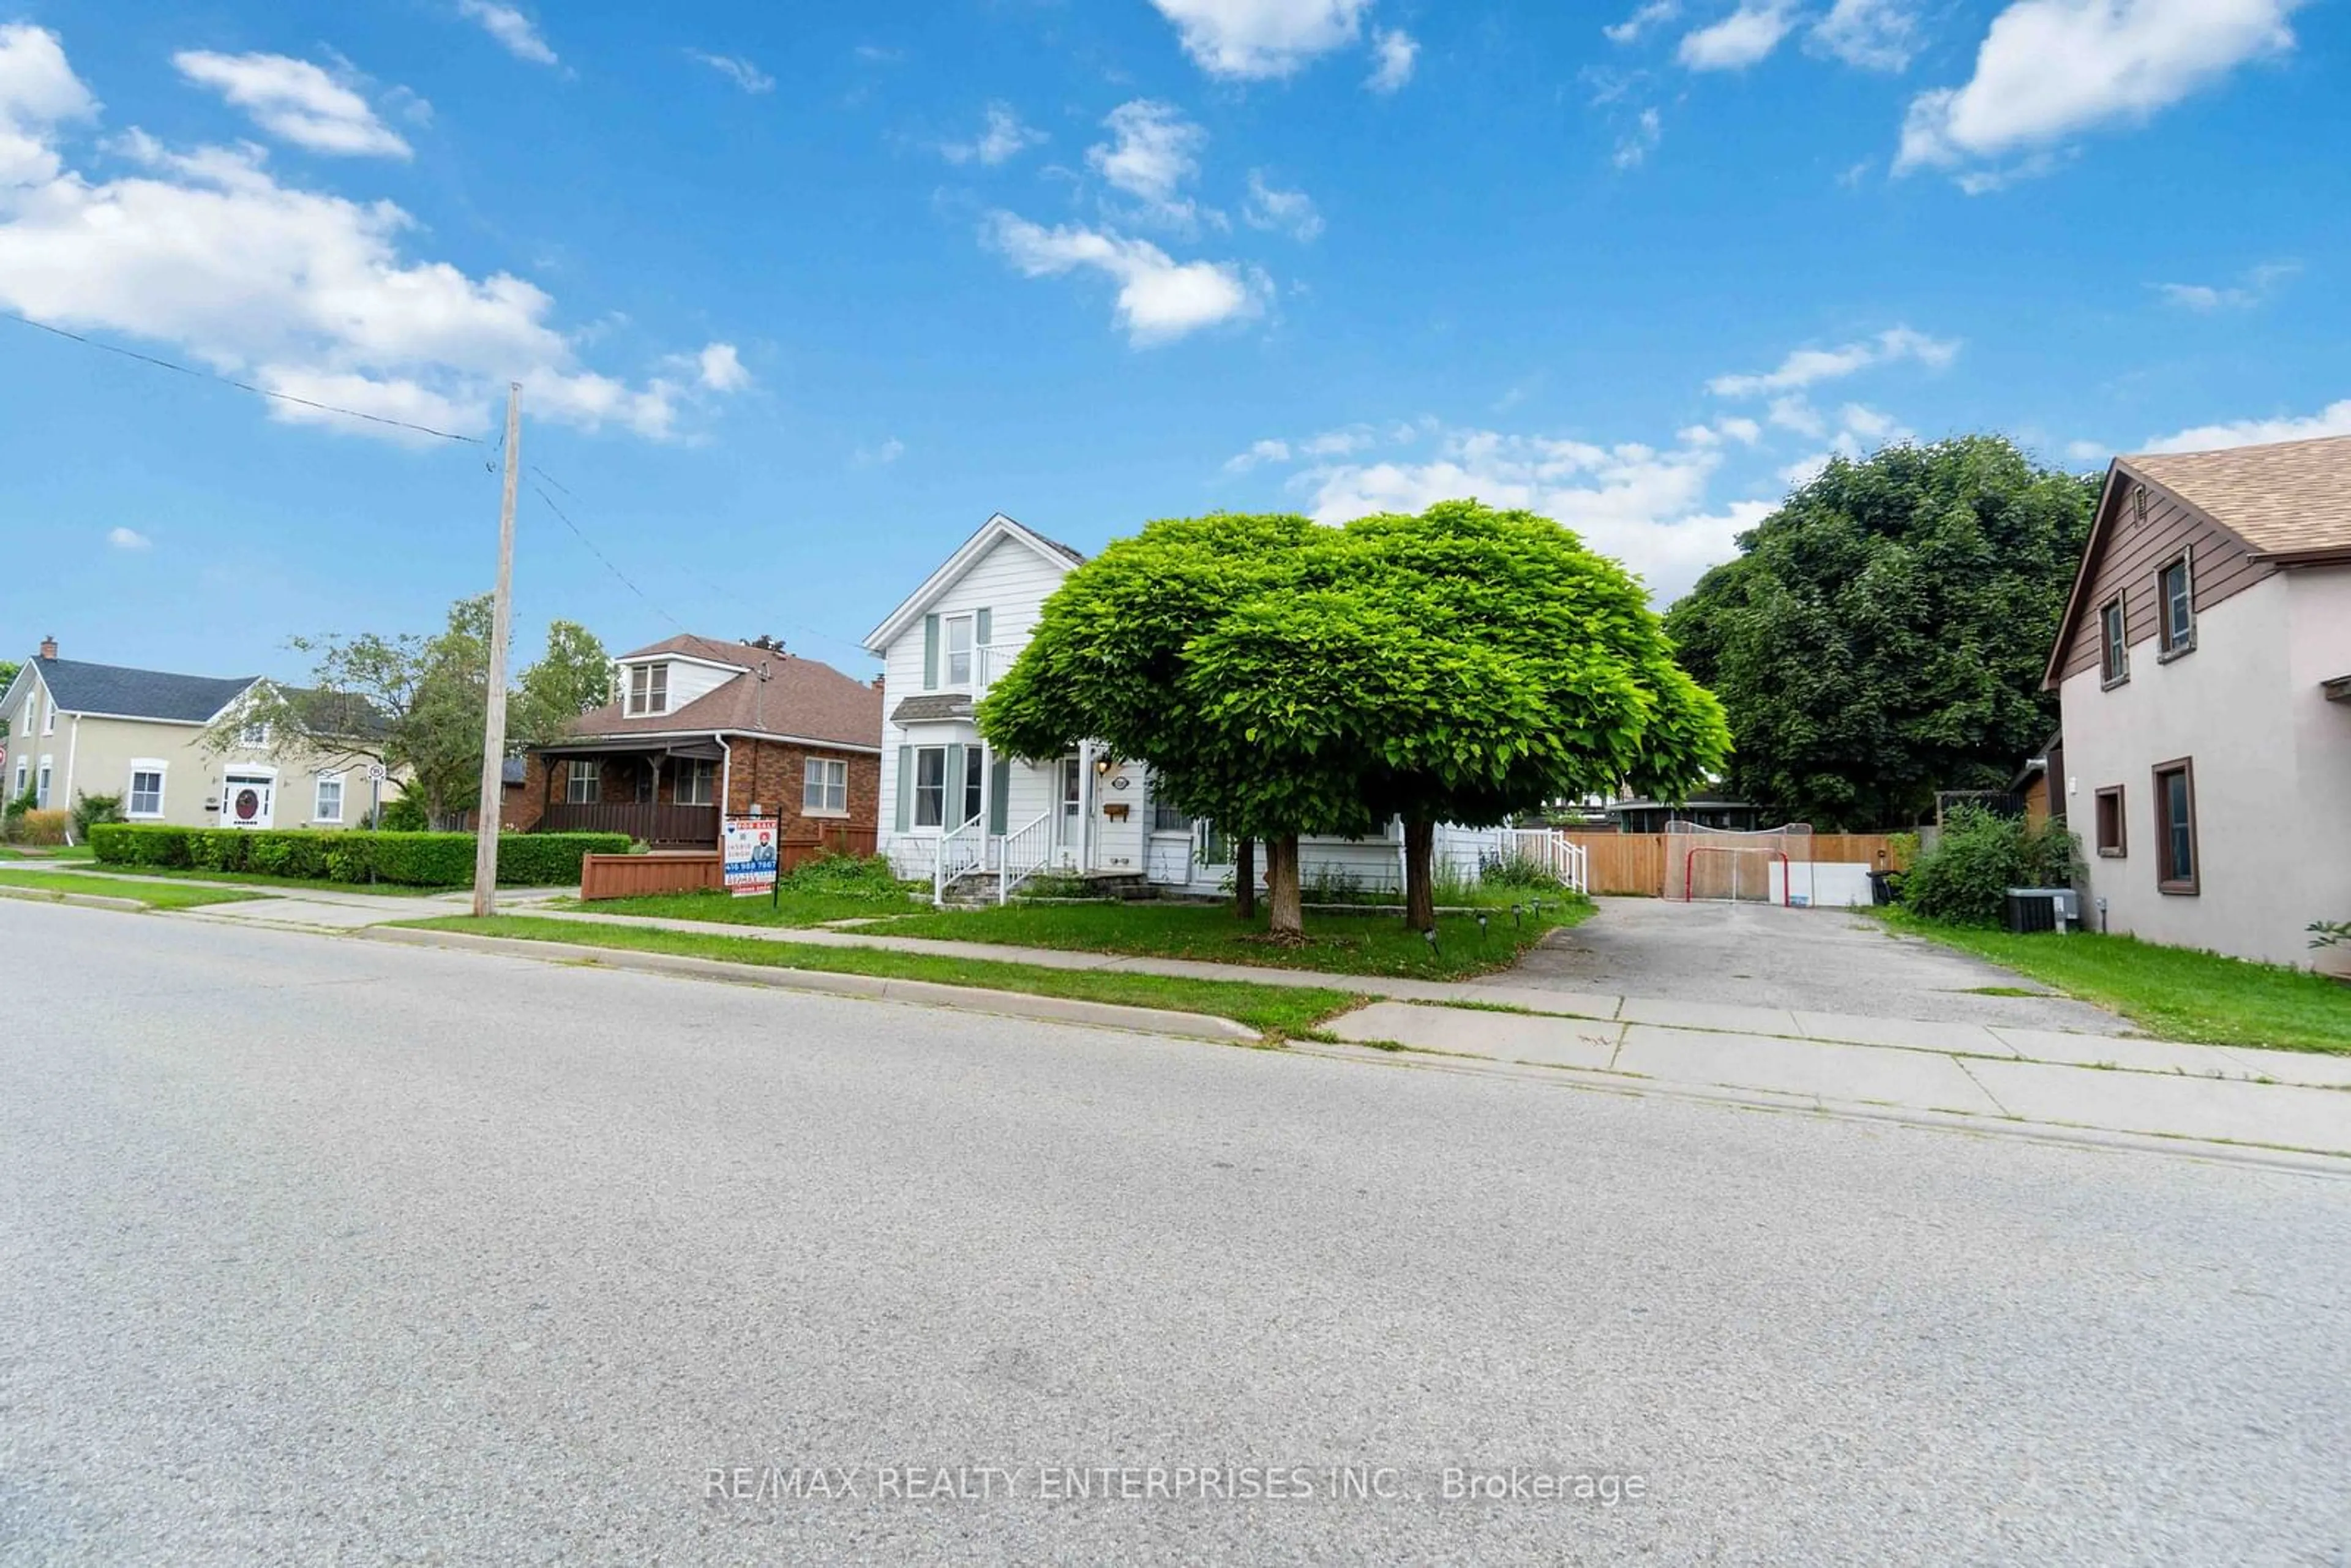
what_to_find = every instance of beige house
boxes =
[1,637,397,836]
[2045,435,2351,973]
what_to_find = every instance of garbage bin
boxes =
[1867,869,1905,906]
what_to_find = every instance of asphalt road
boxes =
[3,903,2347,1566]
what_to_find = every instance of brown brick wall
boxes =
[725,740,880,841]
[505,752,552,833]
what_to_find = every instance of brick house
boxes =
[529,636,882,853]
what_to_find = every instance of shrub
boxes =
[377,794,430,832]
[89,825,627,885]
[780,852,911,899]
[12,808,69,846]
[1479,851,1569,893]
[1900,805,2081,926]
[71,792,126,839]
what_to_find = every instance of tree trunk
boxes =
[1402,816,1436,932]
[1265,834,1304,942]
[1234,836,1257,920]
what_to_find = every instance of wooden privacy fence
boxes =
[578,825,879,901]
[1559,832,1903,898]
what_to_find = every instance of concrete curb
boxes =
[359,925,1262,1043]
[0,885,146,913]
[1291,1040,2351,1179]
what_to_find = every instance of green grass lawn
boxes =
[868,895,1594,980]
[0,868,264,910]
[0,844,96,861]
[397,915,1363,1037]
[1877,910,2351,1054]
[78,863,456,896]
[560,886,931,928]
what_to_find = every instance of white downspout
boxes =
[62,715,80,844]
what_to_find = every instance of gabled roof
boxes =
[26,656,257,724]
[564,641,882,752]
[863,512,1087,653]
[2124,433,2351,559]
[2044,432,2351,689]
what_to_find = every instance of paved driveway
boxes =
[1493,897,2128,1033]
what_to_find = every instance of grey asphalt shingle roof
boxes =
[31,656,256,723]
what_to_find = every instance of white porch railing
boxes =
[932,814,988,905]
[1498,827,1588,895]
[997,811,1055,904]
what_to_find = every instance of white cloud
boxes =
[2140,399,2351,454]
[1809,0,1922,70]
[1678,3,1797,70]
[1777,402,1916,482]
[1897,0,2303,182]
[2064,439,2110,462]
[1709,326,1959,397]
[688,51,774,94]
[1087,101,1207,229]
[172,52,411,159]
[0,23,96,184]
[984,213,1265,346]
[1226,437,1292,472]
[2152,260,2298,311]
[1365,29,1418,92]
[693,342,751,392]
[107,525,151,551]
[457,1,558,67]
[1768,396,1826,437]
[854,437,905,466]
[1606,2,1682,45]
[1146,0,1373,79]
[1297,428,1772,602]
[1224,418,1430,471]
[941,102,1048,167]
[1242,170,1321,241]
[1614,107,1663,168]
[0,29,740,445]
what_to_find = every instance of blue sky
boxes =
[1,0,2344,683]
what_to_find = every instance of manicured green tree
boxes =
[980,505,1730,936]
[1664,437,2098,830]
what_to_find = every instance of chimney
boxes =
[871,674,884,690]
[38,636,56,660]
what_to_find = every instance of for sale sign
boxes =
[724,815,779,898]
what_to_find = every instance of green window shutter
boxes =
[923,614,940,690]
[943,743,966,825]
[895,746,913,832]
[989,759,1010,835]
[975,607,992,647]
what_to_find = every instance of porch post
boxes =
[1076,740,1093,872]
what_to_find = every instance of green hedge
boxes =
[88,825,629,887]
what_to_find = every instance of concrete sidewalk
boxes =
[1320,1000,2351,1158]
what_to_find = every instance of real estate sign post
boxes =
[724,814,779,899]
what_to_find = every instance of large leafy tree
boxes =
[207,597,612,828]
[1664,437,2097,830]
[980,505,1728,936]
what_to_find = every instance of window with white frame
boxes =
[314,774,344,823]
[803,756,849,814]
[913,746,947,828]
[37,760,52,808]
[566,759,601,804]
[238,719,269,747]
[627,662,670,716]
[675,758,715,806]
[944,615,975,686]
[41,692,54,735]
[961,748,984,825]
[128,766,166,819]
[11,758,25,800]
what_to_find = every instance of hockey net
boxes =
[1663,822,1816,904]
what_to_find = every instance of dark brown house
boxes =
[530,636,882,851]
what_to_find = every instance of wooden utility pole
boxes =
[471,382,522,917]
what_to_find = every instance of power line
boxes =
[526,481,686,632]
[1,310,487,445]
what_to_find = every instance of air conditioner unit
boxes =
[2004,887,2078,934]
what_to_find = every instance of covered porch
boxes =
[534,739,724,847]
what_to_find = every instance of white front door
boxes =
[222,773,274,829]
[1054,756,1082,865]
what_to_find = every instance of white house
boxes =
[2045,433,2351,972]
[866,514,1577,901]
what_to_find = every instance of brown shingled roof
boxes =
[567,640,882,751]
[2124,432,2351,559]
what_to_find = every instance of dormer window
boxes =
[627,662,670,716]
